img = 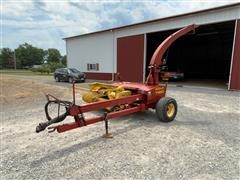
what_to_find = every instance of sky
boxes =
[1,0,240,55]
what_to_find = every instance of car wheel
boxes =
[68,77,73,83]
[156,97,177,122]
[55,76,60,82]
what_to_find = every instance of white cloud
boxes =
[2,1,34,18]
[2,0,240,54]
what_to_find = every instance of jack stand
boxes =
[102,112,113,138]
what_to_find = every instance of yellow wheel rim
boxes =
[167,103,175,118]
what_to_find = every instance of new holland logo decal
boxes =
[155,87,165,94]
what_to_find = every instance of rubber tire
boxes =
[156,97,177,122]
[68,77,73,83]
[55,76,60,82]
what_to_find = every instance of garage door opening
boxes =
[146,21,235,89]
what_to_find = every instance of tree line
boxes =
[0,43,67,70]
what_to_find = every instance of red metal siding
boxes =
[117,34,144,82]
[85,72,112,80]
[230,19,240,90]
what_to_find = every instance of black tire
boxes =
[55,76,60,82]
[68,77,73,83]
[156,97,177,122]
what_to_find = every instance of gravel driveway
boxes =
[0,75,239,179]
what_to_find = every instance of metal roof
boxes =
[64,2,240,40]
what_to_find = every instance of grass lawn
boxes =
[0,69,53,76]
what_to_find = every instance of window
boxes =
[69,68,80,73]
[87,63,99,71]
[63,69,68,74]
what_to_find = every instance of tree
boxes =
[0,48,14,69]
[15,43,45,68]
[61,55,67,66]
[47,48,61,63]
[1,44,64,69]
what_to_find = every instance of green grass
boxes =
[0,69,53,76]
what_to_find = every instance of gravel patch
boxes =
[0,76,239,179]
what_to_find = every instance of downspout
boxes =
[145,24,198,85]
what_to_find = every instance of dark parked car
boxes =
[54,68,86,83]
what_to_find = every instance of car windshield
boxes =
[69,68,80,73]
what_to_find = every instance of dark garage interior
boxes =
[146,20,235,88]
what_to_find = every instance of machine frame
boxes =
[36,24,198,136]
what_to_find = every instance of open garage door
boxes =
[117,34,144,82]
[146,21,235,89]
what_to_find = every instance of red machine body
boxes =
[54,82,166,133]
[36,24,198,135]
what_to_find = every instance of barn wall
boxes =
[66,5,240,83]
[113,5,240,73]
[66,31,114,77]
